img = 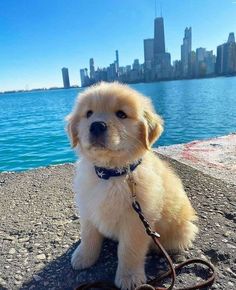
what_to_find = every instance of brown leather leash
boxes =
[131,200,216,290]
[75,172,216,290]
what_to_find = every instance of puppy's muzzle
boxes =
[90,121,107,137]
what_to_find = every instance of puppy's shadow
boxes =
[75,239,168,285]
[21,239,167,290]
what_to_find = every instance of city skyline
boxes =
[76,17,235,88]
[1,0,236,91]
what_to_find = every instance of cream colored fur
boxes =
[67,82,198,290]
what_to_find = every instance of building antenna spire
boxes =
[155,0,157,18]
[160,1,163,17]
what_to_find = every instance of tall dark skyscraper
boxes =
[154,17,165,55]
[61,67,70,88]
[152,17,171,79]
[115,50,119,76]
[116,50,119,70]
[89,58,95,80]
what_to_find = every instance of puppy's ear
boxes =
[66,114,79,148]
[141,110,164,150]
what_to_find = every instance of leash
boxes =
[131,200,216,290]
[75,172,216,290]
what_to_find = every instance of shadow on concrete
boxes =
[20,239,211,290]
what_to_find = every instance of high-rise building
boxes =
[181,27,192,77]
[226,33,236,73]
[80,68,90,87]
[194,48,216,77]
[132,59,140,71]
[144,39,154,70]
[152,17,171,79]
[94,68,108,82]
[228,32,235,43]
[189,51,196,77]
[216,33,236,74]
[216,44,224,74]
[143,39,154,81]
[196,48,206,77]
[61,67,70,88]
[115,50,119,76]
[196,47,206,62]
[204,51,216,75]
[107,63,116,82]
[154,17,165,55]
[89,58,95,80]
[173,60,182,79]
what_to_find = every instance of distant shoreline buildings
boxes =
[62,16,235,88]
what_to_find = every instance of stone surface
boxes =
[0,159,235,289]
[156,134,236,185]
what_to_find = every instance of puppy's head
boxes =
[67,82,163,167]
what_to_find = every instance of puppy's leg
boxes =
[156,202,198,253]
[71,219,103,270]
[158,220,198,253]
[115,219,150,290]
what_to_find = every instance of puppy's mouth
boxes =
[89,136,107,149]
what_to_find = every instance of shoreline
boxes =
[0,162,75,175]
[1,74,236,95]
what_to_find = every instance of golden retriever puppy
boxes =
[67,82,198,290]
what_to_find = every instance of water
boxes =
[0,77,236,172]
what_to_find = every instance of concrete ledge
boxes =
[156,134,236,185]
[0,153,236,289]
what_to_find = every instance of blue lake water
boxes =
[0,77,236,172]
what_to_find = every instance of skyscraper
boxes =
[107,63,116,82]
[116,50,119,70]
[228,32,235,43]
[61,67,70,88]
[216,33,236,74]
[80,68,90,87]
[195,47,206,76]
[152,17,171,79]
[227,33,236,73]
[216,44,224,74]
[144,39,154,70]
[204,51,216,75]
[154,17,165,55]
[181,27,192,77]
[89,58,95,80]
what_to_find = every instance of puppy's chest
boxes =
[85,179,132,237]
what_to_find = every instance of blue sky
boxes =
[0,0,236,91]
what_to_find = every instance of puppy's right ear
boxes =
[66,114,79,148]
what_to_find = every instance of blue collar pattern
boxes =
[95,159,142,180]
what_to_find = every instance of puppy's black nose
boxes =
[90,121,107,137]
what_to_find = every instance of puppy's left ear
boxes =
[66,114,79,148]
[141,110,164,150]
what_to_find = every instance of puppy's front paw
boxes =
[71,244,98,270]
[115,267,146,290]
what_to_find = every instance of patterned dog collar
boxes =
[94,159,142,180]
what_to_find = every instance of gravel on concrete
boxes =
[0,158,235,290]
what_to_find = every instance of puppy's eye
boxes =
[116,110,127,119]
[86,110,93,118]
